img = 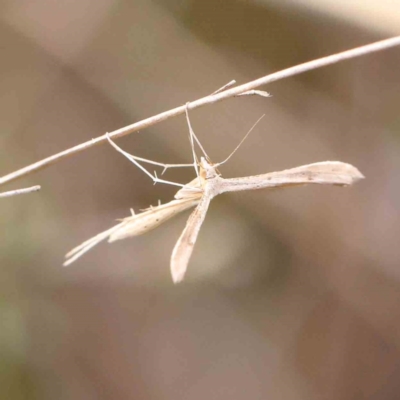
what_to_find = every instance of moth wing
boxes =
[109,197,200,242]
[64,221,126,266]
[170,194,211,283]
[221,161,364,193]
[283,161,364,186]
[174,177,203,199]
[64,197,200,266]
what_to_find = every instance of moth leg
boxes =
[184,103,212,175]
[106,133,200,190]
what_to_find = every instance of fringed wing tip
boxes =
[343,163,365,185]
[318,161,364,185]
[63,259,72,267]
[63,253,81,267]
[63,222,125,266]
[171,262,186,283]
[170,237,194,284]
[352,167,365,182]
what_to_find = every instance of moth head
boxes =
[200,157,219,180]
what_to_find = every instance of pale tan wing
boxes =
[64,196,200,266]
[64,221,126,266]
[220,161,364,193]
[170,194,212,283]
[109,196,200,242]
[174,177,202,199]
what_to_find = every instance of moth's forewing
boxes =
[174,177,203,199]
[275,161,364,186]
[64,180,203,266]
[170,194,212,283]
[221,161,364,192]
[109,197,201,242]
[64,222,125,266]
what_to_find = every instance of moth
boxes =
[64,105,364,283]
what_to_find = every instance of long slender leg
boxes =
[184,104,200,178]
[184,103,213,172]
[106,133,200,191]
[105,134,194,170]
[126,155,194,173]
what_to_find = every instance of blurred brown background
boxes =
[1,1,400,399]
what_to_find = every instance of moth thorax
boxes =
[200,157,218,180]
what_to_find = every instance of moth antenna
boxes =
[217,114,265,167]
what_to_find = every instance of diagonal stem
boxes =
[1,35,400,188]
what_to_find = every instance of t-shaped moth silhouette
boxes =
[64,104,364,283]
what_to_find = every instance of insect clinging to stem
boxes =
[64,103,364,283]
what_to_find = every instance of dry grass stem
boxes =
[0,36,399,189]
[0,185,41,198]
